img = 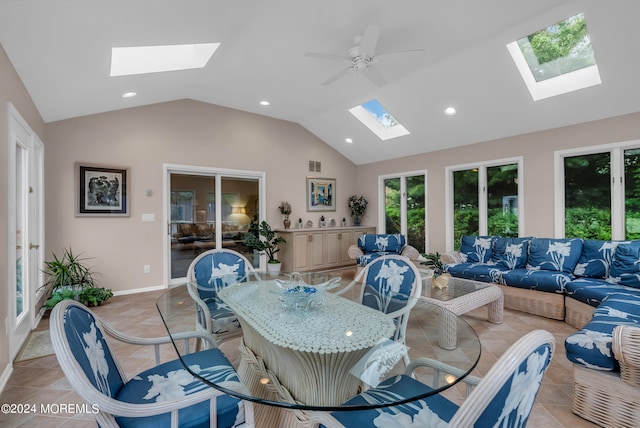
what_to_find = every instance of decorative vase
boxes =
[283,216,291,229]
[352,217,361,226]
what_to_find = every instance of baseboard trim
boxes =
[113,284,167,297]
[0,362,14,395]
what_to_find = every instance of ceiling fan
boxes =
[305,24,425,87]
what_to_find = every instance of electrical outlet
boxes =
[144,265,151,274]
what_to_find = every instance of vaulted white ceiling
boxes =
[1,0,639,165]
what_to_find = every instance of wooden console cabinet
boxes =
[276,227,375,272]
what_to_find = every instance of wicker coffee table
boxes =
[420,272,503,349]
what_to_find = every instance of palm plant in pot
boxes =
[420,251,450,289]
[42,247,112,308]
[244,216,286,273]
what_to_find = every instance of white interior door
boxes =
[8,104,44,361]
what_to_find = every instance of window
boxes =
[556,141,640,239]
[380,172,427,253]
[507,12,600,100]
[349,99,410,141]
[447,158,523,250]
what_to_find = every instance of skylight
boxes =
[507,13,600,101]
[348,99,409,141]
[110,43,220,77]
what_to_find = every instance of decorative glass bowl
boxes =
[273,272,341,311]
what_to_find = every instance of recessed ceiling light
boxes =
[122,92,137,98]
[444,107,456,115]
[259,100,270,106]
[110,43,220,77]
[345,138,353,143]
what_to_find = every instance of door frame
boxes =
[7,103,45,361]
[378,170,428,252]
[163,164,266,285]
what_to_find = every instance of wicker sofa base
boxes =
[496,284,565,320]
[572,365,640,428]
[565,298,596,330]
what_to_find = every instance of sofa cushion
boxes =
[499,268,573,293]
[609,242,640,289]
[443,263,508,283]
[573,240,627,278]
[565,293,640,371]
[492,237,532,269]
[459,235,496,263]
[527,238,583,273]
[358,234,406,254]
[565,277,640,307]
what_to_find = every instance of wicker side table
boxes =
[420,275,504,349]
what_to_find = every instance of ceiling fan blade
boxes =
[376,49,426,62]
[359,24,380,57]
[321,67,352,85]
[363,65,386,87]
[305,52,351,62]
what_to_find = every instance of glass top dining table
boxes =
[156,271,481,414]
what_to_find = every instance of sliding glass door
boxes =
[167,166,263,282]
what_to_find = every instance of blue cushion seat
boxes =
[565,277,640,307]
[499,268,573,293]
[328,343,553,428]
[115,348,245,428]
[565,293,640,371]
[328,375,458,427]
[444,263,508,283]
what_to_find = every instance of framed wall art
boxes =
[306,177,336,212]
[75,162,130,216]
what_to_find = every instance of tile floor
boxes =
[0,271,600,427]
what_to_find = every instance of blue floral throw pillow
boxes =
[609,242,640,288]
[527,238,583,273]
[460,235,495,263]
[492,237,533,269]
[573,240,627,278]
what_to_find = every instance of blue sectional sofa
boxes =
[443,235,640,427]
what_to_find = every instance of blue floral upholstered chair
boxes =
[307,329,555,428]
[50,300,255,428]
[348,233,420,269]
[337,254,423,365]
[186,249,258,347]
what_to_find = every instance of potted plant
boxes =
[244,216,286,273]
[42,247,113,308]
[348,195,368,226]
[279,201,292,229]
[421,251,450,289]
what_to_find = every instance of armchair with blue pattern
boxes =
[50,300,255,428]
[347,233,420,269]
[337,254,423,365]
[186,249,259,348]
[308,329,555,428]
